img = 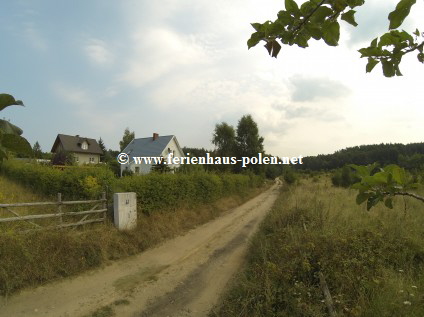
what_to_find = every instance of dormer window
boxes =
[81,141,88,150]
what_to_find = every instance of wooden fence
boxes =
[0,192,107,231]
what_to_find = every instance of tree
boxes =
[247,0,423,77]
[51,150,75,166]
[236,115,264,158]
[32,141,42,159]
[0,94,32,160]
[235,115,264,172]
[119,128,135,151]
[212,122,237,157]
[98,137,106,162]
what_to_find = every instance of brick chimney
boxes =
[153,133,159,141]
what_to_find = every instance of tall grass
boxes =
[212,177,424,317]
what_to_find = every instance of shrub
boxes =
[0,160,115,199]
[114,172,263,215]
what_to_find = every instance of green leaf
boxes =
[0,94,24,111]
[381,59,396,77]
[351,182,369,193]
[379,32,399,47]
[310,6,333,23]
[346,0,365,8]
[0,119,23,135]
[417,52,424,63]
[366,58,379,73]
[413,28,420,36]
[356,192,369,205]
[348,164,370,178]
[388,0,416,30]
[341,10,358,27]
[322,21,340,46]
[295,33,310,48]
[370,38,378,47]
[251,23,262,32]
[247,32,264,49]
[285,0,300,15]
[367,195,381,211]
[385,164,407,184]
[384,198,394,209]
[305,23,322,40]
[1,134,32,156]
[277,10,294,25]
[300,1,313,15]
[358,46,384,57]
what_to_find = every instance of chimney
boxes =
[153,133,159,141]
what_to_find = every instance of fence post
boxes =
[102,191,106,223]
[57,193,63,225]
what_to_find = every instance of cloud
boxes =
[289,75,351,102]
[84,39,114,65]
[119,27,209,87]
[52,83,127,137]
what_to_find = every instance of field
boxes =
[212,175,424,317]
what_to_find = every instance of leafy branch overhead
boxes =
[247,0,423,77]
[349,164,423,210]
[0,93,32,160]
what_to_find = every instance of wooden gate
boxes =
[0,192,107,231]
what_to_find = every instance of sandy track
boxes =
[0,183,280,317]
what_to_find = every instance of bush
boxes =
[114,172,263,215]
[0,160,115,199]
[283,166,297,185]
[331,165,360,188]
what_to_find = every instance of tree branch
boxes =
[292,0,327,36]
[383,191,424,203]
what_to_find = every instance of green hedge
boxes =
[0,160,115,199]
[0,160,264,214]
[114,172,263,214]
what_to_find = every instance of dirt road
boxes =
[0,183,280,317]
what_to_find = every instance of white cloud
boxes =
[120,27,208,87]
[84,39,114,65]
[52,83,127,142]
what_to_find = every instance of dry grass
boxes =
[212,176,424,317]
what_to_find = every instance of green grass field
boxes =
[212,175,424,317]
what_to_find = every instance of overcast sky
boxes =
[1,0,423,157]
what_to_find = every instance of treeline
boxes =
[182,114,285,180]
[298,142,424,171]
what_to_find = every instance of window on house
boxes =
[89,157,94,163]
[81,142,88,150]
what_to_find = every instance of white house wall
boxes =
[121,136,185,176]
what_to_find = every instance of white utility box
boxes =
[113,192,137,231]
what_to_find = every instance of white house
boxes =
[121,133,185,175]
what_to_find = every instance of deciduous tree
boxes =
[119,128,135,151]
[247,0,423,77]
[0,94,32,160]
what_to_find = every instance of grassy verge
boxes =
[0,175,267,297]
[212,176,424,317]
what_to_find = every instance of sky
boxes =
[1,0,423,158]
